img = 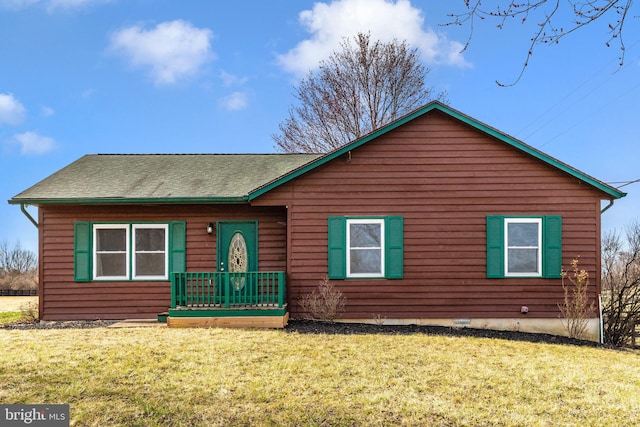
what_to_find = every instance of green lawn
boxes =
[0,327,638,426]
[0,311,22,324]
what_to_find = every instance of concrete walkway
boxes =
[0,297,167,328]
[108,319,166,328]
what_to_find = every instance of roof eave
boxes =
[8,196,250,206]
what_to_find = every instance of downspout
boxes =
[20,203,41,320]
[20,204,38,228]
[598,199,614,344]
[600,199,614,214]
[599,295,604,344]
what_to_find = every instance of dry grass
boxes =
[0,327,638,426]
[0,296,38,313]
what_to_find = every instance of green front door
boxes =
[217,221,258,292]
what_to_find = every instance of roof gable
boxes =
[248,101,625,201]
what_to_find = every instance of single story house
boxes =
[9,101,625,340]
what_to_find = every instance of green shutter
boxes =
[327,217,346,279]
[385,216,404,279]
[543,216,562,278]
[74,221,91,282]
[169,221,186,274]
[486,216,505,278]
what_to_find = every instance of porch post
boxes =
[278,271,285,308]
[170,273,176,308]
[224,273,231,308]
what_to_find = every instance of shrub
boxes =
[19,300,39,323]
[298,276,346,322]
[558,257,595,340]
[0,269,38,291]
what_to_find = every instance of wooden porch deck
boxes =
[166,271,288,328]
[167,310,289,328]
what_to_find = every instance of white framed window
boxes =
[504,218,542,277]
[346,218,385,278]
[93,224,129,280]
[92,223,169,281]
[132,224,168,280]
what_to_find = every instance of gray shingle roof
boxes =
[9,154,321,204]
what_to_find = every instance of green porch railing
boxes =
[171,272,286,309]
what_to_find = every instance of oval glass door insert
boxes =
[228,232,248,290]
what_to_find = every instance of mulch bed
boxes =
[285,319,605,348]
[1,318,607,348]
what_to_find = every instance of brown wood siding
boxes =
[39,204,286,320]
[254,110,608,320]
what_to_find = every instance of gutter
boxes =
[20,204,38,228]
[9,196,249,205]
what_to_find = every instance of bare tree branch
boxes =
[444,1,635,85]
[273,32,446,153]
[601,222,640,347]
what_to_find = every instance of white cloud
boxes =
[41,105,55,117]
[219,70,248,87]
[0,93,26,125]
[0,0,39,10]
[12,131,55,155]
[109,20,214,85]
[278,0,469,76]
[47,0,111,10]
[0,0,109,11]
[218,71,249,110]
[219,91,248,111]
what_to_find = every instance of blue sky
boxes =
[2,0,639,254]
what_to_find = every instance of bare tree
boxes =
[446,1,635,85]
[0,241,38,291]
[274,32,446,153]
[601,222,640,347]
